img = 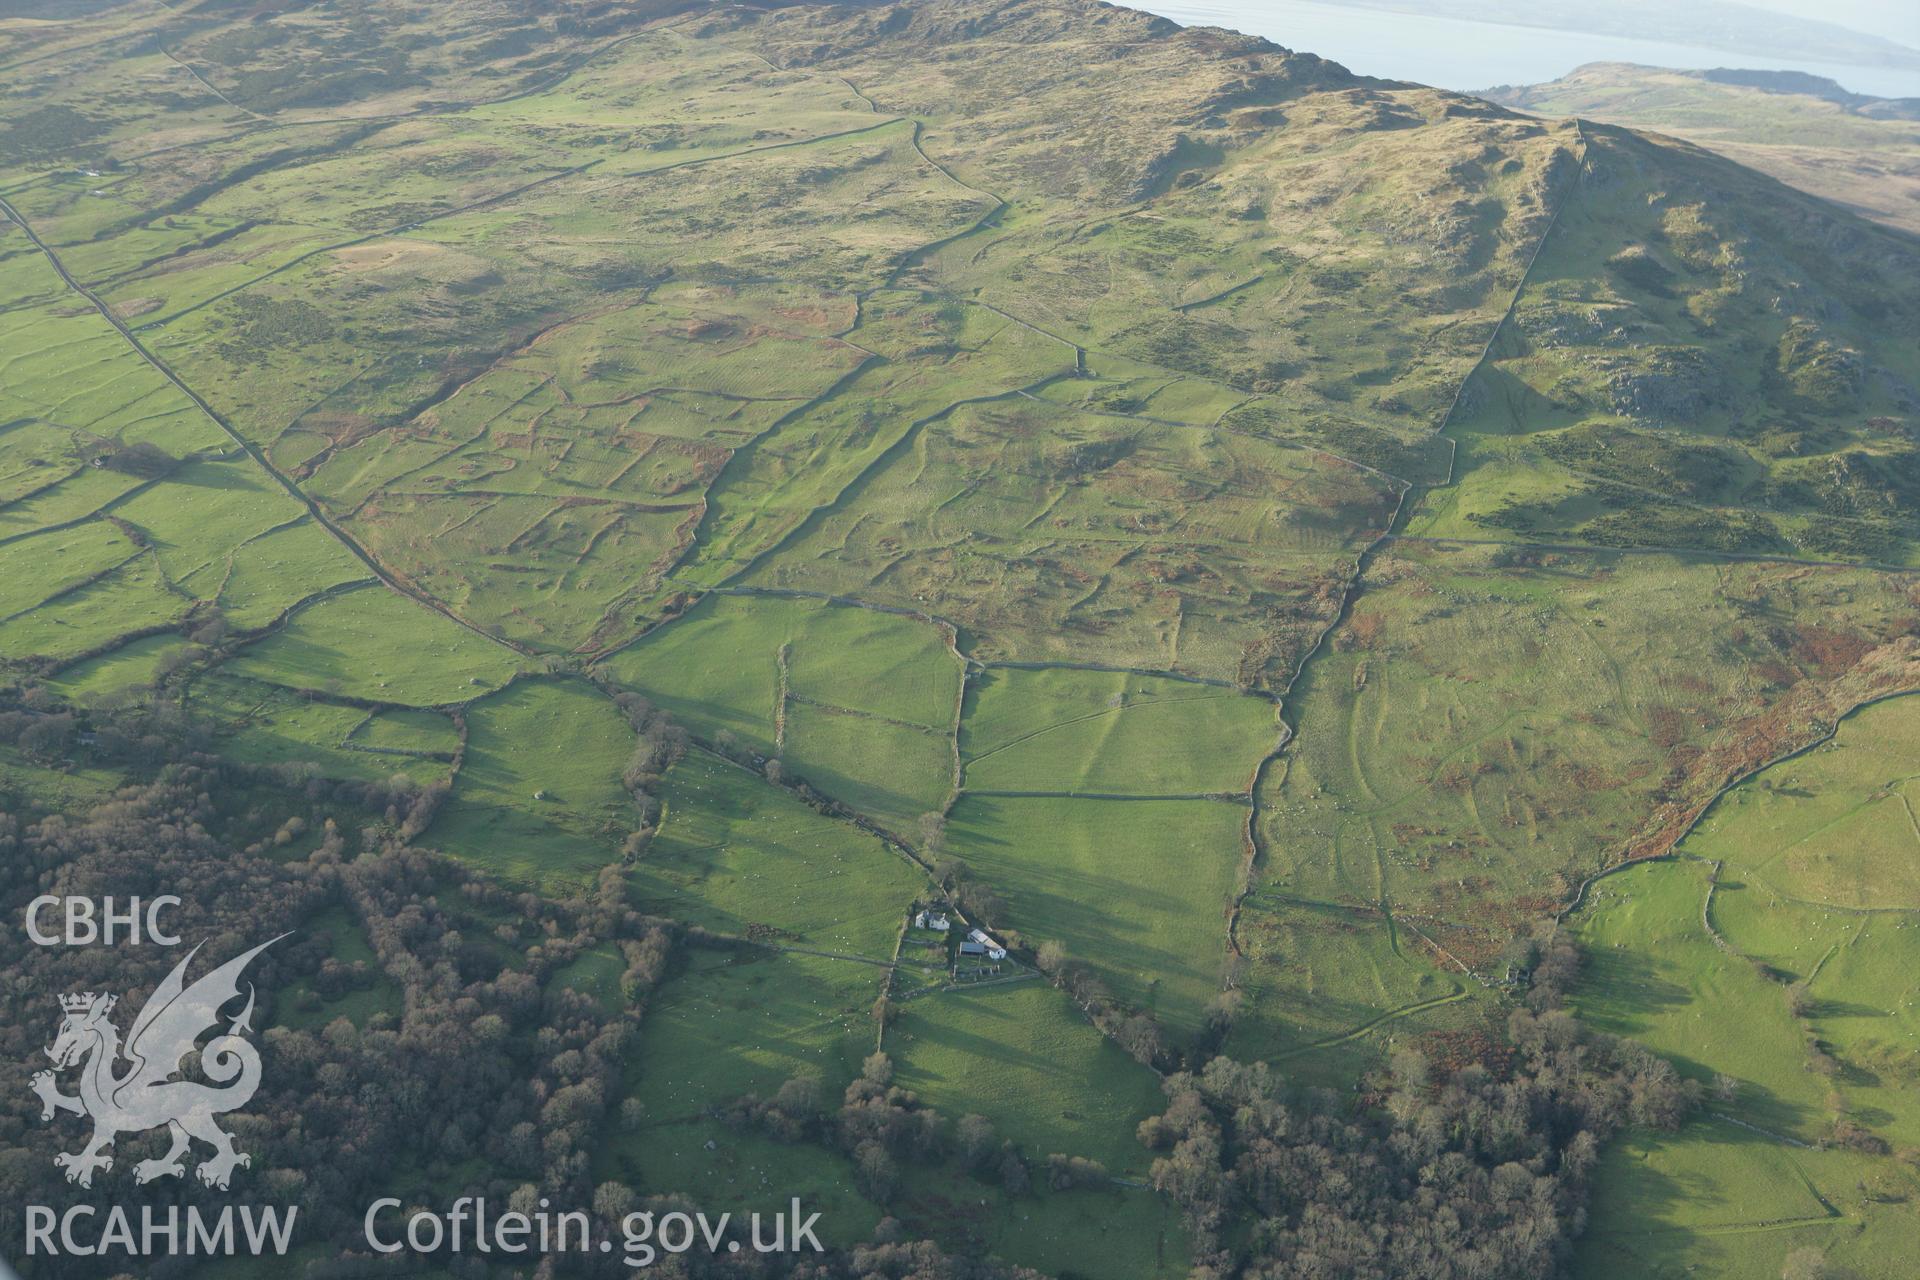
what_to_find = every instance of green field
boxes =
[190,671,457,786]
[785,603,961,730]
[0,744,122,813]
[1688,695,1920,910]
[1225,895,1473,1084]
[1254,542,1919,969]
[599,594,788,754]
[947,794,1245,1035]
[605,947,887,1240]
[1578,1131,1920,1280]
[7,0,1920,1275]
[888,980,1167,1174]
[742,392,1399,686]
[783,701,953,832]
[893,1179,1188,1280]
[601,593,963,832]
[429,677,637,883]
[629,749,925,958]
[276,906,403,1031]
[553,943,627,1016]
[1575,860,1829,1141]
[611,948,1185,1277]
[1566,697,1920,1272]
[0,522,141,618]
[1687,696,1920,1150]
[211,519,371,628]
[44,632,188,702]
[0,547,186,663]
[962,666,1276,796]
[348,706,459,756]
[623,948,883,1117]
[227,585,523,705]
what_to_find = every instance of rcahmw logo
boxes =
[22,927,301,1261]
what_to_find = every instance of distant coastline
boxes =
[1141,0,1920,99]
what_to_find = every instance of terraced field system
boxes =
[5,0,1920,1275]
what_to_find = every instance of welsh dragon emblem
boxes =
[30,936,284,1189]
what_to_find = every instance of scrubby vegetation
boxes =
[5,0,1920,1275]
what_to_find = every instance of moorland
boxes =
[3,0,1919,1276]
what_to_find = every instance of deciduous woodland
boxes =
[3,0,1919,1275]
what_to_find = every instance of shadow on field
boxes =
[159,464,243,490]
[1801,996,1888,1020]
[907,995,1076,1080]
[1577,945,1695,1025]
[1582,1116,1839,1271]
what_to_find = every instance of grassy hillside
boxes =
[1567,696,1920,1276]
[5,1,1920,1276]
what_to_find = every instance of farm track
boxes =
[982,658,1270,694]
[784,690,943,736]
[760,943,926,971]
[962,689,1248,771]
[1269,983,1471,1061]
[1714,1113,1820,1152]
[1897,786,1920,850]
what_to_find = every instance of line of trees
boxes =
[1032,940,1169,1070]
[719,1051,1097,1208]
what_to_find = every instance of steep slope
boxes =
[1485,62,1920,234]
[6,3,1920,1277]
[1408,120,1920,564]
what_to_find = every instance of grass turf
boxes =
[226,584,522,705]
[961,665,1276,796]
[428,676,637,885]
[946,793,1244,1037]
[628,749,925,959]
